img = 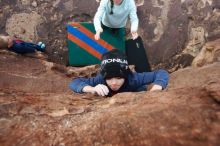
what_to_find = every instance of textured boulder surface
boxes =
[0,51,220,146]
[0,0,220,145]
[192,38,220,67]
[0,0,220,70]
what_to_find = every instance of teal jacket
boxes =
[94,0,139,32]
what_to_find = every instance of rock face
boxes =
[0,0,220,70]
[192,38,220,67]
[0,51,220,146]
[0,53,70,94]
[0,1,220,144]
[138,0,220,70]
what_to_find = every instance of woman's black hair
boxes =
[109,0,114,15]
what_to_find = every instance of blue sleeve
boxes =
[134,69,169,89]
[69,74,105,93]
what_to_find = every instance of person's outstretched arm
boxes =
[129,0,139,39]
[69,74,109,96]
[134,69,169,91]
[94,0,108,40]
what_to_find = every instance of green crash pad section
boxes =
[67,22,125,66]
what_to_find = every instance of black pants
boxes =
[101,23,122,35]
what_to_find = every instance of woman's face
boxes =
[113,0,123,5]
[106,77,125,91]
